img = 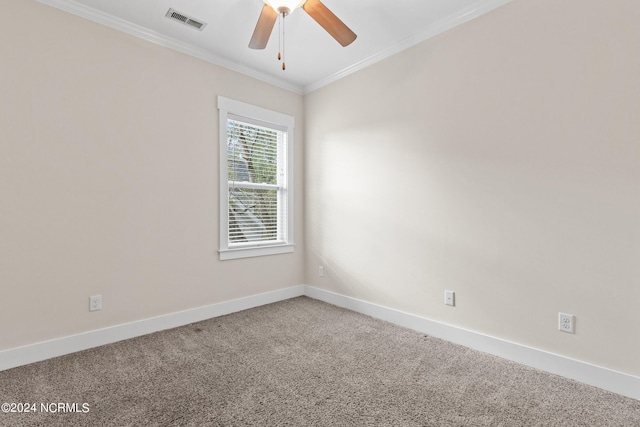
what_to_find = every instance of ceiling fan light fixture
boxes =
[263,0,306,15]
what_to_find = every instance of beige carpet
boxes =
[1,296,638,426]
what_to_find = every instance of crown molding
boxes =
[37,0,305,95]
[37,0,513,96]
[303,0,514,94]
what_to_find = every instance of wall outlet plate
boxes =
[89,295,102,312]
[558,312,575,333]
[444,290,455,306]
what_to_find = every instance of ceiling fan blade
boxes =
[249,5,278,49]
[302,0,357,47]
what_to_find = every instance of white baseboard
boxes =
[304,285,640,401]
[0,285,305,372]
[2,284,637,401]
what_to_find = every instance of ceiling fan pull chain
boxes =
[282,11,286,70]
[277,13,282,61]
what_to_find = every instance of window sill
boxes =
[219,244,295,261]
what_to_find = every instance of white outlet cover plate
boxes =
[444,290,455,306]
[89,295,102,312]
[558,312,575,333]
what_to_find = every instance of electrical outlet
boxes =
[558,312,575,333]
[89,295,102,312]
[444,290,455,306]
[319,265,324,277]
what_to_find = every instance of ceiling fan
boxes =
[249,0,357,69]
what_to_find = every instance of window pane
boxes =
[227,120,278,185]
[229,188,278,243]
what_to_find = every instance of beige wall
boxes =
[305,0,640,376]
[1,0,304,350]
[2,0,639,379]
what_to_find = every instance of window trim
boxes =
[218,96,294,260]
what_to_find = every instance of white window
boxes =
[218,96,294,260]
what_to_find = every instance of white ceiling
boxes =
[39,0,512,93]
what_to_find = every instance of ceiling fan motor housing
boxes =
[263,0,306,15]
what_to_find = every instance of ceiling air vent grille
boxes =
[165,8,207,31]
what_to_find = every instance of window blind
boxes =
[227,119,285,245]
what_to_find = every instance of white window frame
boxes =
[218,96,294,260]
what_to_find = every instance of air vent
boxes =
[165,8,207,31]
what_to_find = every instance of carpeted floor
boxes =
[1,296,638,426]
